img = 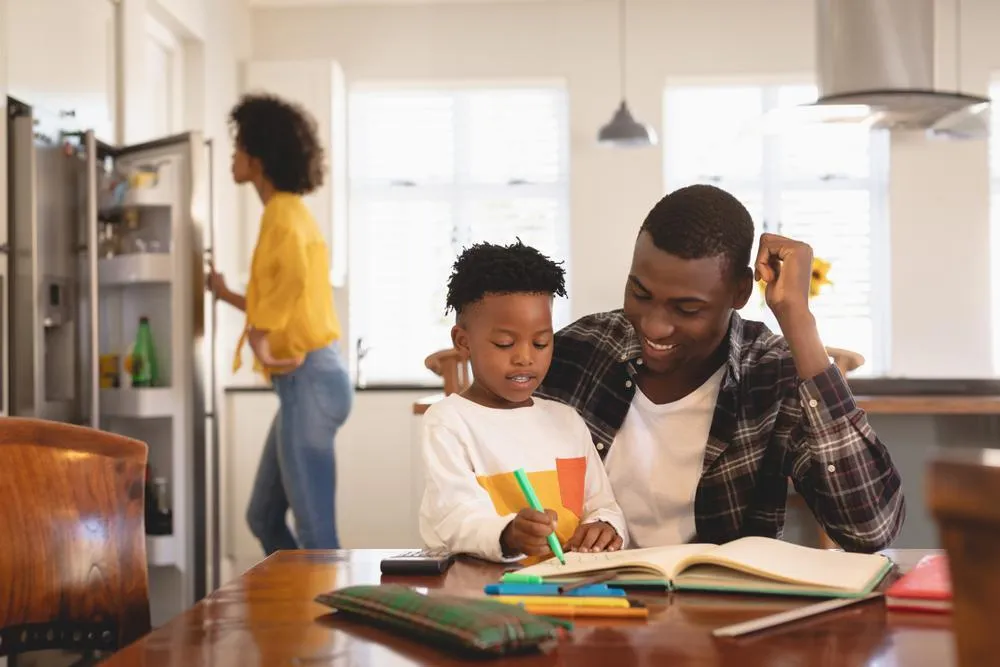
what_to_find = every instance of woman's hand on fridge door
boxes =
[206,262,229,297]
[207,263,247,311]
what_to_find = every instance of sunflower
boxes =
[757,256,833,300]
[809,257,833,298]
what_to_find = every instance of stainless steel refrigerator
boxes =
[4,96,221,622]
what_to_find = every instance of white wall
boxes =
[246,0,1000,379]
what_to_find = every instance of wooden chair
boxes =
[0,418,151,665]
[424,348,471,395]
[826,346,865,375]
[928,448,1000,665]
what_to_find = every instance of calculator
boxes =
[379,548,457,576]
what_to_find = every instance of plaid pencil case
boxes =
[315,584,570,657]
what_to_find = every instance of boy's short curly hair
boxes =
[228,93,325,194]
[445,240,567,316]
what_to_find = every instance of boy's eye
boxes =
[492,341,514,349]
[533,341,550,350]
[677,305,701,316]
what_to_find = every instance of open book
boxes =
[515,536,894,599]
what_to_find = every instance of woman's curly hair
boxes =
[228,93,325,194]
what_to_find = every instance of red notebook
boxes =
[885,554,951,613]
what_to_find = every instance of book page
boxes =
[517,543,715,580]
[674,565,849,595]
[679,536,888,592]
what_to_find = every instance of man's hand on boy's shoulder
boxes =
[564,520,622,553]
[500,508,560,557]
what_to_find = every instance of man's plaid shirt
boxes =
[537,310,905,553]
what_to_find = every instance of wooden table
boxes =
[104,548,954,666]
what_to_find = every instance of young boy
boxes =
[418,241,628,561]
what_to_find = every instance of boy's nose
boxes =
[511,348,533,366]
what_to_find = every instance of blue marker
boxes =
[483,583,624,597]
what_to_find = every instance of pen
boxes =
[558,571,619,593]
[501,572,544,584]
[513,468,566,564]
[711,593,882,638]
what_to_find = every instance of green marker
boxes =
[501,572,544,584]
[513,468,566,565]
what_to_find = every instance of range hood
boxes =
[808,0,990,136]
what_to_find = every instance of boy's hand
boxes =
[500,508,558,557]
[564,521,622,553]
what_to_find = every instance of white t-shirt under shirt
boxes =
[605,365,726,548]
[419,393,629,561]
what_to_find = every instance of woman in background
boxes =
[208,93,352,553]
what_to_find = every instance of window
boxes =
[145,15,184,138]
[663,82,890,376]
[349,86,570,386]
[990,80,1000,372]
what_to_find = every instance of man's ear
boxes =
[733,266,754,310]
[451,324,470,356]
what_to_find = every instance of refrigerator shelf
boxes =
[146,535,177,567]
[97,203,171,223]
[99,253,172,286]
[100,387,176,418]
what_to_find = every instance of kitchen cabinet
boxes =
[222,389,425,567]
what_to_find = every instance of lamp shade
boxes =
[598,100,657,147]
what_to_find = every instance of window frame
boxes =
[662,77,891,376]
[989,78,1000,373]
[144,15,185,137]
[347,81,572,388]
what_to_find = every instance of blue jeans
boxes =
[246,344,353,553]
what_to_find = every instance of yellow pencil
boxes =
[488,595,630,608]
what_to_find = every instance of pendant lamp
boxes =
[598,0,657,147]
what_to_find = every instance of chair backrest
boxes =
[826,346,865,375]
[424,348,471,395]
[0,418,151,658]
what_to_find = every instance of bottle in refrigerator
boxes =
[130,316,160,387]
[144,466,173,536]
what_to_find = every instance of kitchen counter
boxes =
[411,378,1000,415]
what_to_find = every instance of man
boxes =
[537,184,904,553]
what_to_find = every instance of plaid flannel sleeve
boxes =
[785,363,906,553]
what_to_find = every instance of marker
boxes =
[484,583,624,597]
[489,595,630,608]
[520,605,649,620]
[501,572,544,584]
[513,468,566,565]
